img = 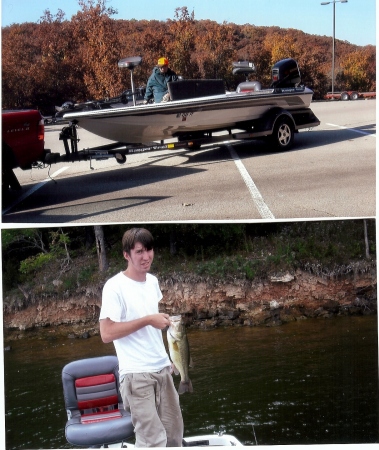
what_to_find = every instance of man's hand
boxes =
[162,92,170,102]
[149,313,170,329]
[100,313,170,343]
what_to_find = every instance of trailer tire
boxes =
[269,115,295,151]
[115,153,127,164]
[341,91,349,101]
[350,91,359,100]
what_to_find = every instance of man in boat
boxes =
[143,57,178,103]
[99,228,183,447]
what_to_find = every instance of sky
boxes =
[1,0,377,46]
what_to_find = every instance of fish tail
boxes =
[178,379,194,394]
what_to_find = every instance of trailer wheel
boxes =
[115,153,127,164]
[269,116,295,151]
[350,91,359,100]
[341,91,349,101]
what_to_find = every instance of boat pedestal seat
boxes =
[65,408,134,447]
[236,81,262,93]
[62,356,134,447]
[118,56,142,70]
[168,79,225,101]
[232,61,256,81]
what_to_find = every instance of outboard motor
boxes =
[271,58,301,88]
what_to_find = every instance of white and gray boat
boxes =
[55,56,319,162]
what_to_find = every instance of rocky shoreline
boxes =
[3,269,377,342]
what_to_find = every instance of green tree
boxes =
[2,228,49,254]
[19,228,72,275]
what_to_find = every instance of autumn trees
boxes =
[337,47,376,92]
[70,0,125,99]
[1,0,375,112]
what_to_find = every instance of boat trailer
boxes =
[57,120,263,164]
[54,104,320,169]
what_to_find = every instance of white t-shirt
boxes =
[100,271,170,377]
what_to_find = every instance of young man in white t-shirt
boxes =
[99,228,183,447]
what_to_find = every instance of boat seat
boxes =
[232,61,256,81]
[236,81,262,93]
[118,56,142,70]
[168,79,225,101]
[62,355,134,447]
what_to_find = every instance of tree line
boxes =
[2,0,376,114]
[1,220,375,296]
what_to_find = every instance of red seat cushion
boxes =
[81,410,122,424]
[75,374,119,411]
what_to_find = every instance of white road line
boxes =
[2,166,70,215]
[326,123,376,137]
[227,144,275,219]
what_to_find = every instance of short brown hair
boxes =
[122,228,154,254]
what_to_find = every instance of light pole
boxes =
[321,0,348,95]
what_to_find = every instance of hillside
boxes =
[2,3,375,113]
[2,221,377,339]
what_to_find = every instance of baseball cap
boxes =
[158,57,169,66]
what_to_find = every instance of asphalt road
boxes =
[2,100,375,224]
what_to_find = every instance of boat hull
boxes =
[62,87,314,144]
[100,434,244,448]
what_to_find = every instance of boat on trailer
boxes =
[62,356,244,448]
[53,56,319,166]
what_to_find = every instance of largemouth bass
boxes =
[167,315,193,394]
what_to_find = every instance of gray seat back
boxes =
[62,356,134,447]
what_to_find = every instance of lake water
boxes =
[3,315,378,449]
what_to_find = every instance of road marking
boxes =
[227,144,275,219]
[326,123,376,137]
[2,166,69,216]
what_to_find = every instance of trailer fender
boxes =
[260,108,296,134]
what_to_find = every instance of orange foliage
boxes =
[1,0,375,112]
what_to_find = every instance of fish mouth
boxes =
[169,315,182,321]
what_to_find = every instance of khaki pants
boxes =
[120,366,183,447]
